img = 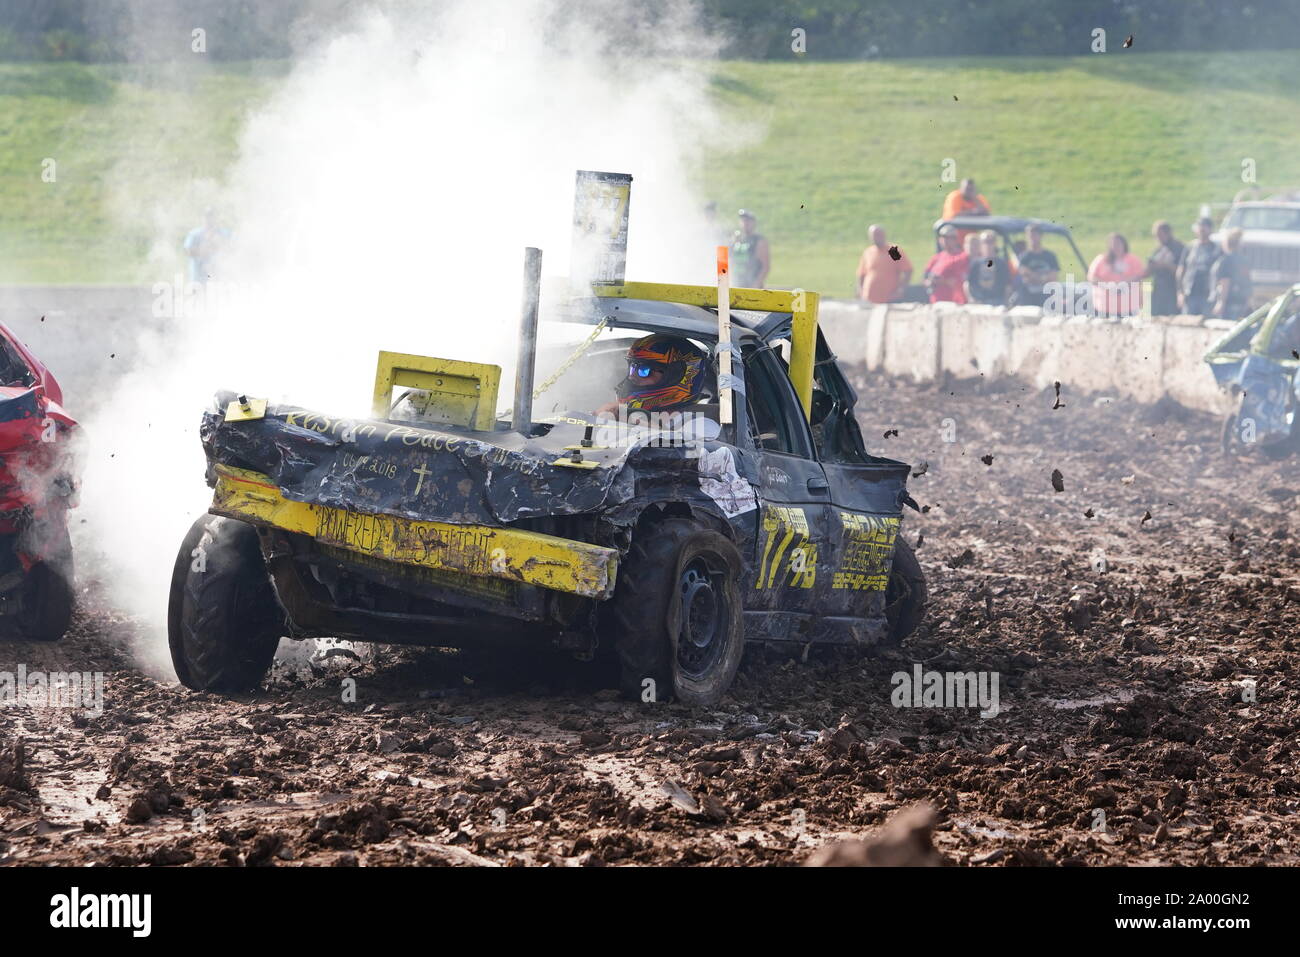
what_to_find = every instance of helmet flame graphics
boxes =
[615,335,711,411]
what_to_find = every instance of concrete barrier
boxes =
[0,285,1234,416]
[819,298,1233,414]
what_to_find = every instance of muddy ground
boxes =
[1,372,1297,866]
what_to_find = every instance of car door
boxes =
[807,330,910,637]
[739,344,831,634]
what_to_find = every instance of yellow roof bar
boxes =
[591,281,820,419]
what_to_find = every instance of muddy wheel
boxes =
[884,535,927,644]
[1223,405,1299,459]
[168,514,283,693]
[604,517,745,707]
[15,523,75,642]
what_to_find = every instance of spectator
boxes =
[1177,216,1221,316]
[856,224,913,303]
[924,224,969,304]
[183,207,230,284]
[1087,233,1145,317]
[1147,220,1185,316]
[1211,228,1253,320]
[942,178,991,221]
[965,231,1012,305]
[1013,223,1059,307]
[731,209,770,288]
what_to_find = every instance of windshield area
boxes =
[524,326,722,420]
[0,339,35,389]
[528,333,640,417]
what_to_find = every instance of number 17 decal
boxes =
[759,505,817,589]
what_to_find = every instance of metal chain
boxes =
[499,315,611,419]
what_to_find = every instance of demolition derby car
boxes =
[169,281,926,706]
[0,322,78,642]
[1207,282,1300,457]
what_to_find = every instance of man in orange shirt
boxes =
[942,178,991,223]
[856,224,913,303]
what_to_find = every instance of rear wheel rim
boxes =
[676,555,729,679]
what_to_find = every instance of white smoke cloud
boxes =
[74,0,741,678]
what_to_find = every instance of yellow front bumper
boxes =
[210,465,618,600]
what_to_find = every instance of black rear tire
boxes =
[603,517,745,708]
[168,514,283,693]
[885,535,927,644]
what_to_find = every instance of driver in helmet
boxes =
[596,334,718,422]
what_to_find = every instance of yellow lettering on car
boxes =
[831,511,900,591]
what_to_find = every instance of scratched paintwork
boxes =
[210,464,618,599]
[201,395,637,526]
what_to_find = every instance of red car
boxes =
[0,322,77,641]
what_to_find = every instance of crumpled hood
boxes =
[200,396,644,526]
[0,386,78,516]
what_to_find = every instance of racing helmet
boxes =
[615,335,712,412]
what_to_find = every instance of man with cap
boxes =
[1177,215,1222,316]
[731,209,771,288]
[924,224,969,304]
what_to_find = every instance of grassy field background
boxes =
[3,52,1300,296]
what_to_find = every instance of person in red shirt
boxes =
[924,225,969,304]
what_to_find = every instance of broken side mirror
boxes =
[810,389,835,426]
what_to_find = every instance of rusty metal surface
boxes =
[201,394,638,526]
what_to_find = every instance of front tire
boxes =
[168,514,283,692]
[604,517,745,708]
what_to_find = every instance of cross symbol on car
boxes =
[413,464,432,495]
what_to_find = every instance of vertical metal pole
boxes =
[789,289,819,420]
[716,245,734,426]
[512,247,543,433]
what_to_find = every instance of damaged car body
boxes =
[170,278,925,706]
[0,321,78,642]
[1207,282,1300,456]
